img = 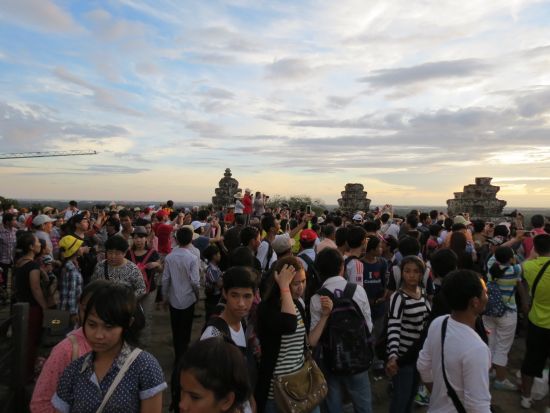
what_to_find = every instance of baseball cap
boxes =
[191,221,206,231]
[33,214,56,226]
[271,233,295,254]
[156,210,168,219]
[300,229,318,242]
[352,213,363,222]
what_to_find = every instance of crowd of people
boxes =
[0,195,549,413]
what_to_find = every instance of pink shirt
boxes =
[30,328,91,413]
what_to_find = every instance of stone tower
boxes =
[446,177,507,218]
[212,168,241,208]
[337,183,372,215]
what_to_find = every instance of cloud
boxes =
[265,58,313,80]
[196,87,235,100]
[515,87,550,117]
[0,0,80,33]
[358,58,491,88]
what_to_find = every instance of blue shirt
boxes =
[52,342,167,413]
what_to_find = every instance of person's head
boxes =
[104,235,129,267]
[261,214,279,235]
[119,210,133,231]
[398,236,420,257]
[299,229,317,250]
[78,279,111,325]
[494,246,514,265]
[346,225,367,249]
[105,217,121,236]
[429,210,439,222]
[533,233,550,256]
[380,213,390,224]
[442,269,487,314]
[229,246,258,269]
[178,337,251,413]
[59,235,84,260]
[70,212,90,233]
[493,224,510,238]
[365,236,382,257]
[472,220,485,234]
[406,213,419,228]
[69,200,78,209]
[16,232,41,258]
[266,256,306,302]
[239,226,260,252]
[362,221,379,233]
[131,226,148,250]
[419,212,430,225]
[451,223,467,233]
[322,224,336,240]
[400,255,425,289]
[315,247,344,281]
[335,227,348,249]
[2,213,17,229]
[430,249,458,279]
[222,266,258,321]
[234,214,245,226]
[83,283,141,350]
[529,214,544,229]
[443,217,453,231]
[176,227,194,247]
[203,244,221,264]
[429,224,442,237]
[449,231,467,253]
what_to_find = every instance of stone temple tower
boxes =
[212,168,241,208]
[337,183,372,215]
[447,177,507,218]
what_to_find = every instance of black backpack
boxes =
[318,283,373,375]
[298,253,322,305]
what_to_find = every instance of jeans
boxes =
[325,370,372,413]
[390,363,419,413]
[169,303,195,363]
[264,399,321,413]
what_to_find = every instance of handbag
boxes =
[273,334,328,413]
[42,309,71,347]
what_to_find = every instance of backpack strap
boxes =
[441,317,467,413]
[103,260,109,280]
[262,240,273,272]
[204,316,232,341]
[317,287,334,300]
[68,334,79,362]
[298,252,314,268]
[344,255,360,267]
[343,282,358,299]
[531,260,550,299]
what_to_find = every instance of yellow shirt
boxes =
[523,257,550,329]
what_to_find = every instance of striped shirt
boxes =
[269,305,306,399]
[387,289,431,360]
[486,256,521,311]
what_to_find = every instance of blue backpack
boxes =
[483,281,509,317]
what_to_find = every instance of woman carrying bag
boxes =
[255,256,326,413]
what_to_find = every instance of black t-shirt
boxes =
[14,260,41,307]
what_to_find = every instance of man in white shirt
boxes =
[417,269,491,413]
[256,214,278,271]
[162,227,200,363]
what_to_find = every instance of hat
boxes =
[317,216,325,224]
[133,226,148,236]
[245,188,251,193]
[488,235,505,246]
[70,212,87,224]
[59,235,84,258]
[144,207,151,213]
[133,207,141,212]
[156,210,168,219]
[453,215,470,225]
[42,207,54,214]
[271,233,295,254]
[233,192,243,199]
[300,229,318,242]
[33,214,56,226]
[352,213,363,222]
[182,224,199,240]
[42,255,54,265]
[191,221,206,231]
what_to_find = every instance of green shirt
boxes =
[522,257,550,329]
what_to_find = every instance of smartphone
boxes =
[306,205,311,214]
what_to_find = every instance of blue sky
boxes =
[1,0,550,207]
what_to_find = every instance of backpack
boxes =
[298,253,322,305]
[128,249,155,293]
[318,283,373,375]
[483,281,509,317]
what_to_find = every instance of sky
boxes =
[1,0,550,207]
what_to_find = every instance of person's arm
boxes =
[140,393,162,413]
[308,296,333,347]
[29,268,48,310]
[386,292,403,377]
[416,322,434,390]
[275,264,297,315]
[189,256,200,299]
[161,259,171,309]
[68,267,79,318]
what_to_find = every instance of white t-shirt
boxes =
[256,240,277,271]
[417,315,491,413]
[200,322,247,347]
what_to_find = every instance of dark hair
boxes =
[179,337,251,409]
[105,217,121,233]
[2,213,15,226]
[443,217,453,231]
[449,231,467,254]
[15,232,37,257]
[493,224,510,238]
[175,227,193,246]
[167,200,174,207]
[203,244,220,262]
[383,234,398,253]
[346,225,367,249]
[118,209,131,219]
[240,226,259,247]
[442,270,484,311]
[80,279,111,303]
[234,214,246,225]
[429,224,442,237]
[288,219,299,230]
[531,214,545,229]
[104,235,129,253]
[222,266,258,292]
[429,210,438,220]
[335,227,348,248]
[366,236,380,253]
[398,236,420,257]
[451,223,466,232]
[315,248,343,281]
[69,200,78,207]
[430,249,458,279]
[83,283,141,346]
[400,255,425,273]
[264,256,304,303]
[363,221,379,233]
[198,210,209,221]
[332,216,343,227]
[489,246,514,279]
[533,233,550,256]
[380,213,390,223]
[322,224,336,238]
[229,246,258,269]
[472,220,485,233]
[419,212,429,223]
[261,214,276,233]
[406,214,419,228]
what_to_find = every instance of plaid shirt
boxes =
[59,260,83,315]
[0,227,17,265]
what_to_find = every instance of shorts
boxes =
[521,320,550,379]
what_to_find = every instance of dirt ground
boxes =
[148,298,549,413]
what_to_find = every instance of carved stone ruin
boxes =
[446,177,507,218]
[212,168,241,208]
[337,183,372,215]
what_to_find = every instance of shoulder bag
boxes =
[441,316,467,413]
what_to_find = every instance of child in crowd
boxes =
[58,235,84,326]
[386,255,431,413]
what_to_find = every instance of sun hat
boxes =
[59,235,84,258]
[33,214,56,226]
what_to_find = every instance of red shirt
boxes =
[154,223,173,254]
[224,212,235,225]
[243,195,253,214]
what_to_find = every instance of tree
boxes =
[266,194,326,215]
[0,196,19,210]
